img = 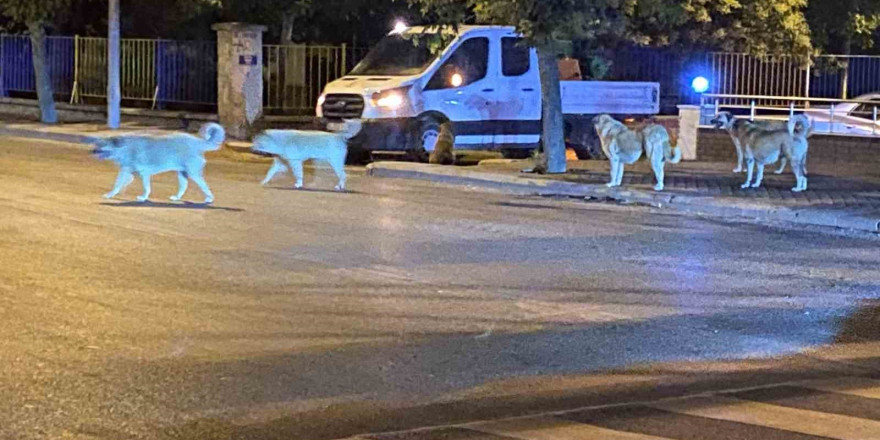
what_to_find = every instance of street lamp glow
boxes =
[692,76,709,93]
[391,21,408,35]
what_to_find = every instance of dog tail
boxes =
[665,140,682,164]
[198,122,226,150]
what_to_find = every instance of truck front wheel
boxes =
[409,118,454,164]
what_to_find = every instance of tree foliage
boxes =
[407,0,813,62]
[806,0,880,55]
[0,0,71,25]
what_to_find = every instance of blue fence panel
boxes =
[0,36,74,96]
[604,47,707,111]
[2,36,35,94]
[155,40,216,106]
[47,37,75,94]
[846,57,880,98]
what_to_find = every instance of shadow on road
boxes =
[100,301,880,440]
[100,201,245,212]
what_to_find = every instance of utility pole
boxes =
[107,0,121,129]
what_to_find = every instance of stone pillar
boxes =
[212,23,267,139]
[677,104,700,161]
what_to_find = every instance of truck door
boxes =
[490,37,541,148]
[420,37,494,149]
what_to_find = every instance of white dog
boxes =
[91,123,225,203]
[253,119,362,191]
[740,114,811,191]
[593,114,682,191]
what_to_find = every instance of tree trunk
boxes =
[27,21,58,124]
[537,48,566,174]
[839,13,854,100]
[281,12,295,43]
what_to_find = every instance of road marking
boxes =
[649,395,880,440]
[468,416,675,440]
[796,376,880,399]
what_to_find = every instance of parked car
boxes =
[804,92,880,136]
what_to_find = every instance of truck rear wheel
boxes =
[500,148,535,159]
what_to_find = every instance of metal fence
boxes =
[707,53,880,108]
[72,36,217,106]
[0,34,217,108]
[7,33,873,117]
[601,47,708,111]
[263,44,367,115]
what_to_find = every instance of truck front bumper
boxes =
[323,118,412,152]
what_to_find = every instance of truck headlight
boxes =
[317,94,326,107]
[371,86,410,110]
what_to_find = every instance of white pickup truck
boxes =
[316,25,659,160]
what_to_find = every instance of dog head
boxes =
[788,114,813,138]
[710,111,734,130]
[592,114,626,139]
[90,137,123,161]
[250,133,281,157]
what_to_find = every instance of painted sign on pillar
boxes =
[212,23,267,139]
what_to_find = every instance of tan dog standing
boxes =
[740,114,811,192]
[710,112,791,174]
[593,114,681,191]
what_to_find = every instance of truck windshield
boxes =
[349,34,448,76]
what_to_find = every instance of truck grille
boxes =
[322,94,364,119]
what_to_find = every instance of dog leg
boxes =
[170,172,189,201]
[261,157,288,185]
[137,173,152,202]
[606,160,618,187]
[189,172,214,204]
[651,158,665,191]
[733,139,744,173]
[750,163,766,188]
[104,168,134,199]
[329,158,346,191]
[792,160,808,192]
[290,160,304,189]
[741,158,755,189]
[615,161,625,187]
[774,157,787,174]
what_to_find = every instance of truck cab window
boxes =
[425,37,489,90]
[501,37,530,76]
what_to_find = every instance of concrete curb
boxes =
[366,162,880,233]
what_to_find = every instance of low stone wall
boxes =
[698,127,880,176]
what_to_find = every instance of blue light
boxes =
[692,76,709,93]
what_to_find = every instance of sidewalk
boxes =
[366,159,880,233]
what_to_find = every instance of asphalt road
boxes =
[0,137,878,440]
